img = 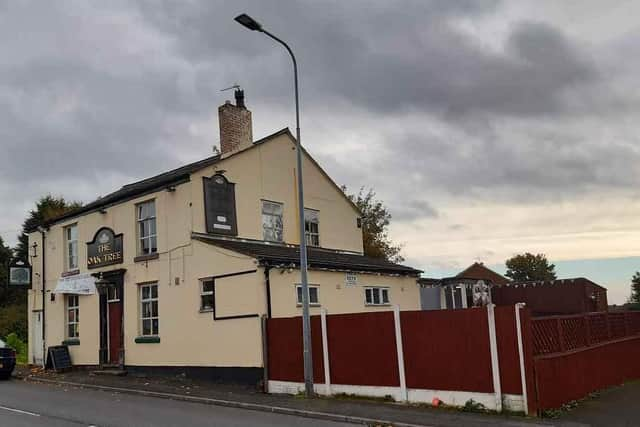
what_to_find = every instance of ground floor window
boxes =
[66,295,79,338]
[364,287,390,306]
[296,284,320,305]
[140,283,159,336]
[200,279,214,311]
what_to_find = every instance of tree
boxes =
[342,187,404,263]
[2,195,81,341]
[14,195,82,261]
[629,272,640,306]
[505,252,557,282]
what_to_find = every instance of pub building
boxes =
[27,90,421,383]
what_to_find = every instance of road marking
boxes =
[0,405,41,417]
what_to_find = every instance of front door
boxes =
[107,287,123,365]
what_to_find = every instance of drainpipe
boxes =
[37,226,47,368]
[264,265,272,319]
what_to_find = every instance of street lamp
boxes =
[235,13,314,397]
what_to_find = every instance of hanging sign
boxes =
[8,260,31,287]
[87,227,123,269]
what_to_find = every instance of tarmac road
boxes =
[0,379,354,427]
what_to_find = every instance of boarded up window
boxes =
[203,174,238,236]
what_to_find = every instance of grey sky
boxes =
[1,1,639,302]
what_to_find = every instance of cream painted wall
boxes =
[269,269,420,318]
[190,133,364,253]
[26,131,408,368]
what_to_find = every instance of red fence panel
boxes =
[535,336,640,410]
[401,308,494,393]
[326,311,399,387]
[267,315,325,383]
[494,306,523,395]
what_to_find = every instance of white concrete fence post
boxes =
[393,305,408,402]
[514,303,529,415]
[320,308,332,396]
[487,303,503,412]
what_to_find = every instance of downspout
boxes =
[38,227,47,368]
[264,264,272,319]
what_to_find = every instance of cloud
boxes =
[0,0,639,294]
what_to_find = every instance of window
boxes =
[66,295,79,338]
[262,201,283,242]
[65,224,78,270]
[304,209,320,246]
[296,284,320,305]
[364,287,390,306]
[139,283,159,336]
[200,279,214,311]
[137,200,157,255]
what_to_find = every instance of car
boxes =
[0,337,16,380]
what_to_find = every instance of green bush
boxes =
[4,332,27,364]
[0,303,27,341]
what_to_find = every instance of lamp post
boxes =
[235,13,314,397]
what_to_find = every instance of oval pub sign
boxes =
[87,227,124,269]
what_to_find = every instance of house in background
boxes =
[27,89,421,383]
[420,263,608,316]
[419,262,509,310]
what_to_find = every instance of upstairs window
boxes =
[296,284,320,305]
[65,224,78,271]
[304,209,320,246]
[364,287,390,306]
[137,200,157,255]
[262,201,283,242]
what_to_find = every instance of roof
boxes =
[36,129,288,229]
[455,262,511,286]
[506,277,607,291]
[192,233,422,276]
[38,127,361,230]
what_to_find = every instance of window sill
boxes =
[62,338,80,346]
[135,336,160,344]
[134,253,159,263]
[199,308,214,314]
[365,304,392,307]
[297,304,321,307]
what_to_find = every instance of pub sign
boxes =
[8,260,31,287]
[87,227,123,269]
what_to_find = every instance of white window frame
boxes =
[364,287,390,306]
[261,200,284,242]
[66,295,79,339]
[200,279,215,312]
[296,284,320,306]
[65,224,78,271]
[304,209,320,247]
[136,200,157,255]
[139,283,159,336]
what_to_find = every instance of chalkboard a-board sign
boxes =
[45,345,72,372]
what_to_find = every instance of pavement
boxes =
[12,366,549,427]
[554,381,640,427]
[6,367,639,427]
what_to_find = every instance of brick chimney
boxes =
[218,88,253,156]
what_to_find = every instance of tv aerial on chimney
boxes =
[220,84,241,92]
